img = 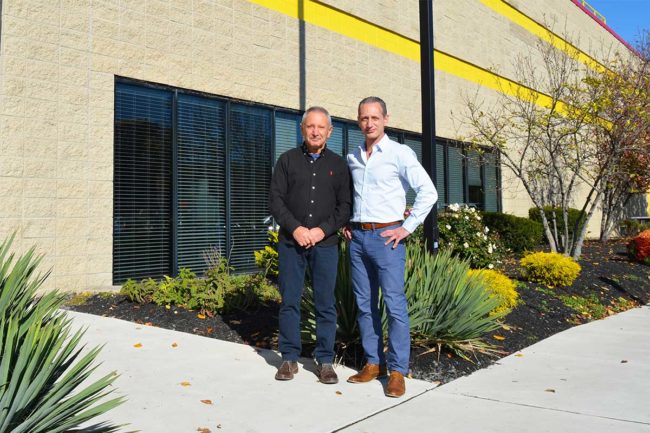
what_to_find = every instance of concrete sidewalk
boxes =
[68,305,650,433]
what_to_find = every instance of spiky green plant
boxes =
[0,234,125,433]
[402,245,506,354]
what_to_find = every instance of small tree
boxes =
[460,29,600,259]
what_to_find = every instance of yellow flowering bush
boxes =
[520,252,581,287]
[468,269,519,316]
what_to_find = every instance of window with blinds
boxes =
[114,84,173,284]
[483,151,500,212]
[229,104,273,272]
[176,94,227,274]
[114,80,502,283]
[274,111,301,164]
[447,144,464,205]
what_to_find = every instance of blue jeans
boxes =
[277,242,338,364]
[349,224,409,374]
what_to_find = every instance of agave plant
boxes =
[400,244,506,354]
[0,234,125,433]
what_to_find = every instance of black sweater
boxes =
[270,145,351,246]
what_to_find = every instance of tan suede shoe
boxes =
[347,363,388,383]
[385,371,405,397]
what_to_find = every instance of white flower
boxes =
[476,215,482,221]
[449,203,460,212]
[484,226,490,233]
[488,263,494,269]
[483,234,488,240]
[488,244,493,254]
[463,242,469,248]
[453,214,459,219]
[476,232,482,237]
[464,216,469,220]
[468,207,476,213]
[445,224,451,230]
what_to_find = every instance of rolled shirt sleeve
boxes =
[399,147,438,233]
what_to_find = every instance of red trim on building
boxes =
[570,0,637,53]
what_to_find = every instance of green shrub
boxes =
[401,245,505,351]
[438,204,505,269]
[482,212,544,252]
[528,206,586,241]
[520,252,581,287]
[619,219,650,238]
[254,230,279,278]
[120,257,280,315]
[0,233,124,433]
[468,269,519,316]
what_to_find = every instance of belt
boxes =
[351,221,402,230]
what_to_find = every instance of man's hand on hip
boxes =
[293,226,312,248]
[380,226,410,249]
[308,227,325,246]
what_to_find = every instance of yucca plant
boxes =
[402,244,506,356]
[0,234,125,433]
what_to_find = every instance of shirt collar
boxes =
[359,133,390,154]
[302,142,327,156]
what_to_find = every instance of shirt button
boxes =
[309,214,312,217]
[311,200,314,203]
[312,186,315,189]
[310,160,314,164]
[313,173,316,176]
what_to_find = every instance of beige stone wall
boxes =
[0,0,627,290]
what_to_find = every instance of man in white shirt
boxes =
[344,96,437,397]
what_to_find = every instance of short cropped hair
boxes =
[301,106,332,126]
[358,96,387,116]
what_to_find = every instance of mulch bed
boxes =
[64,240,650,384]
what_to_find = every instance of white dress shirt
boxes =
[347,134,438,233]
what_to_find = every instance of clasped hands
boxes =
[293,226,325,248]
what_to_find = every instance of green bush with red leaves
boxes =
[627,229,650,265]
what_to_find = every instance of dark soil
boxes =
[64,240,650,384]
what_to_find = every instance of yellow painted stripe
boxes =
[249,0,563,111]
[479,0,606,73]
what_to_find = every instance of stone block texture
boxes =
[0,0,626,289]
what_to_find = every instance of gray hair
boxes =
[358,96,387,116]
[301,106,332,126]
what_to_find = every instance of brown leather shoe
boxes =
[275,361,299,381]
[385,371,406,398]
[316,363,339,384]
[347,363,388,383]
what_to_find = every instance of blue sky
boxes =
[583,0,650,46]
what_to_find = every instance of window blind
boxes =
[176,94,227,275]
[229,104,273,272]
[113,83,173,284]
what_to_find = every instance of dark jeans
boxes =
[277,242,338,364]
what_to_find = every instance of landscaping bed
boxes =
[64,239,650,384]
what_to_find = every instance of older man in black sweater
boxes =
[270,106,351,384]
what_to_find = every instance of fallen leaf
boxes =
[180,381,191,387]
[144,322,153,326]
[165,305,171,310]
[133,343,143,348]
[200,399,213,405]
[431,380,441,386]
[493,335,506,341]
[197,313,206,320]
[501,324,512,331]
[171,342,178,348]
[514,353,524,358]
[621,360,628,363]
[206,327,214,334]
[545,388,556,393]
[335,391,342,395]
[197,428,211,433]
